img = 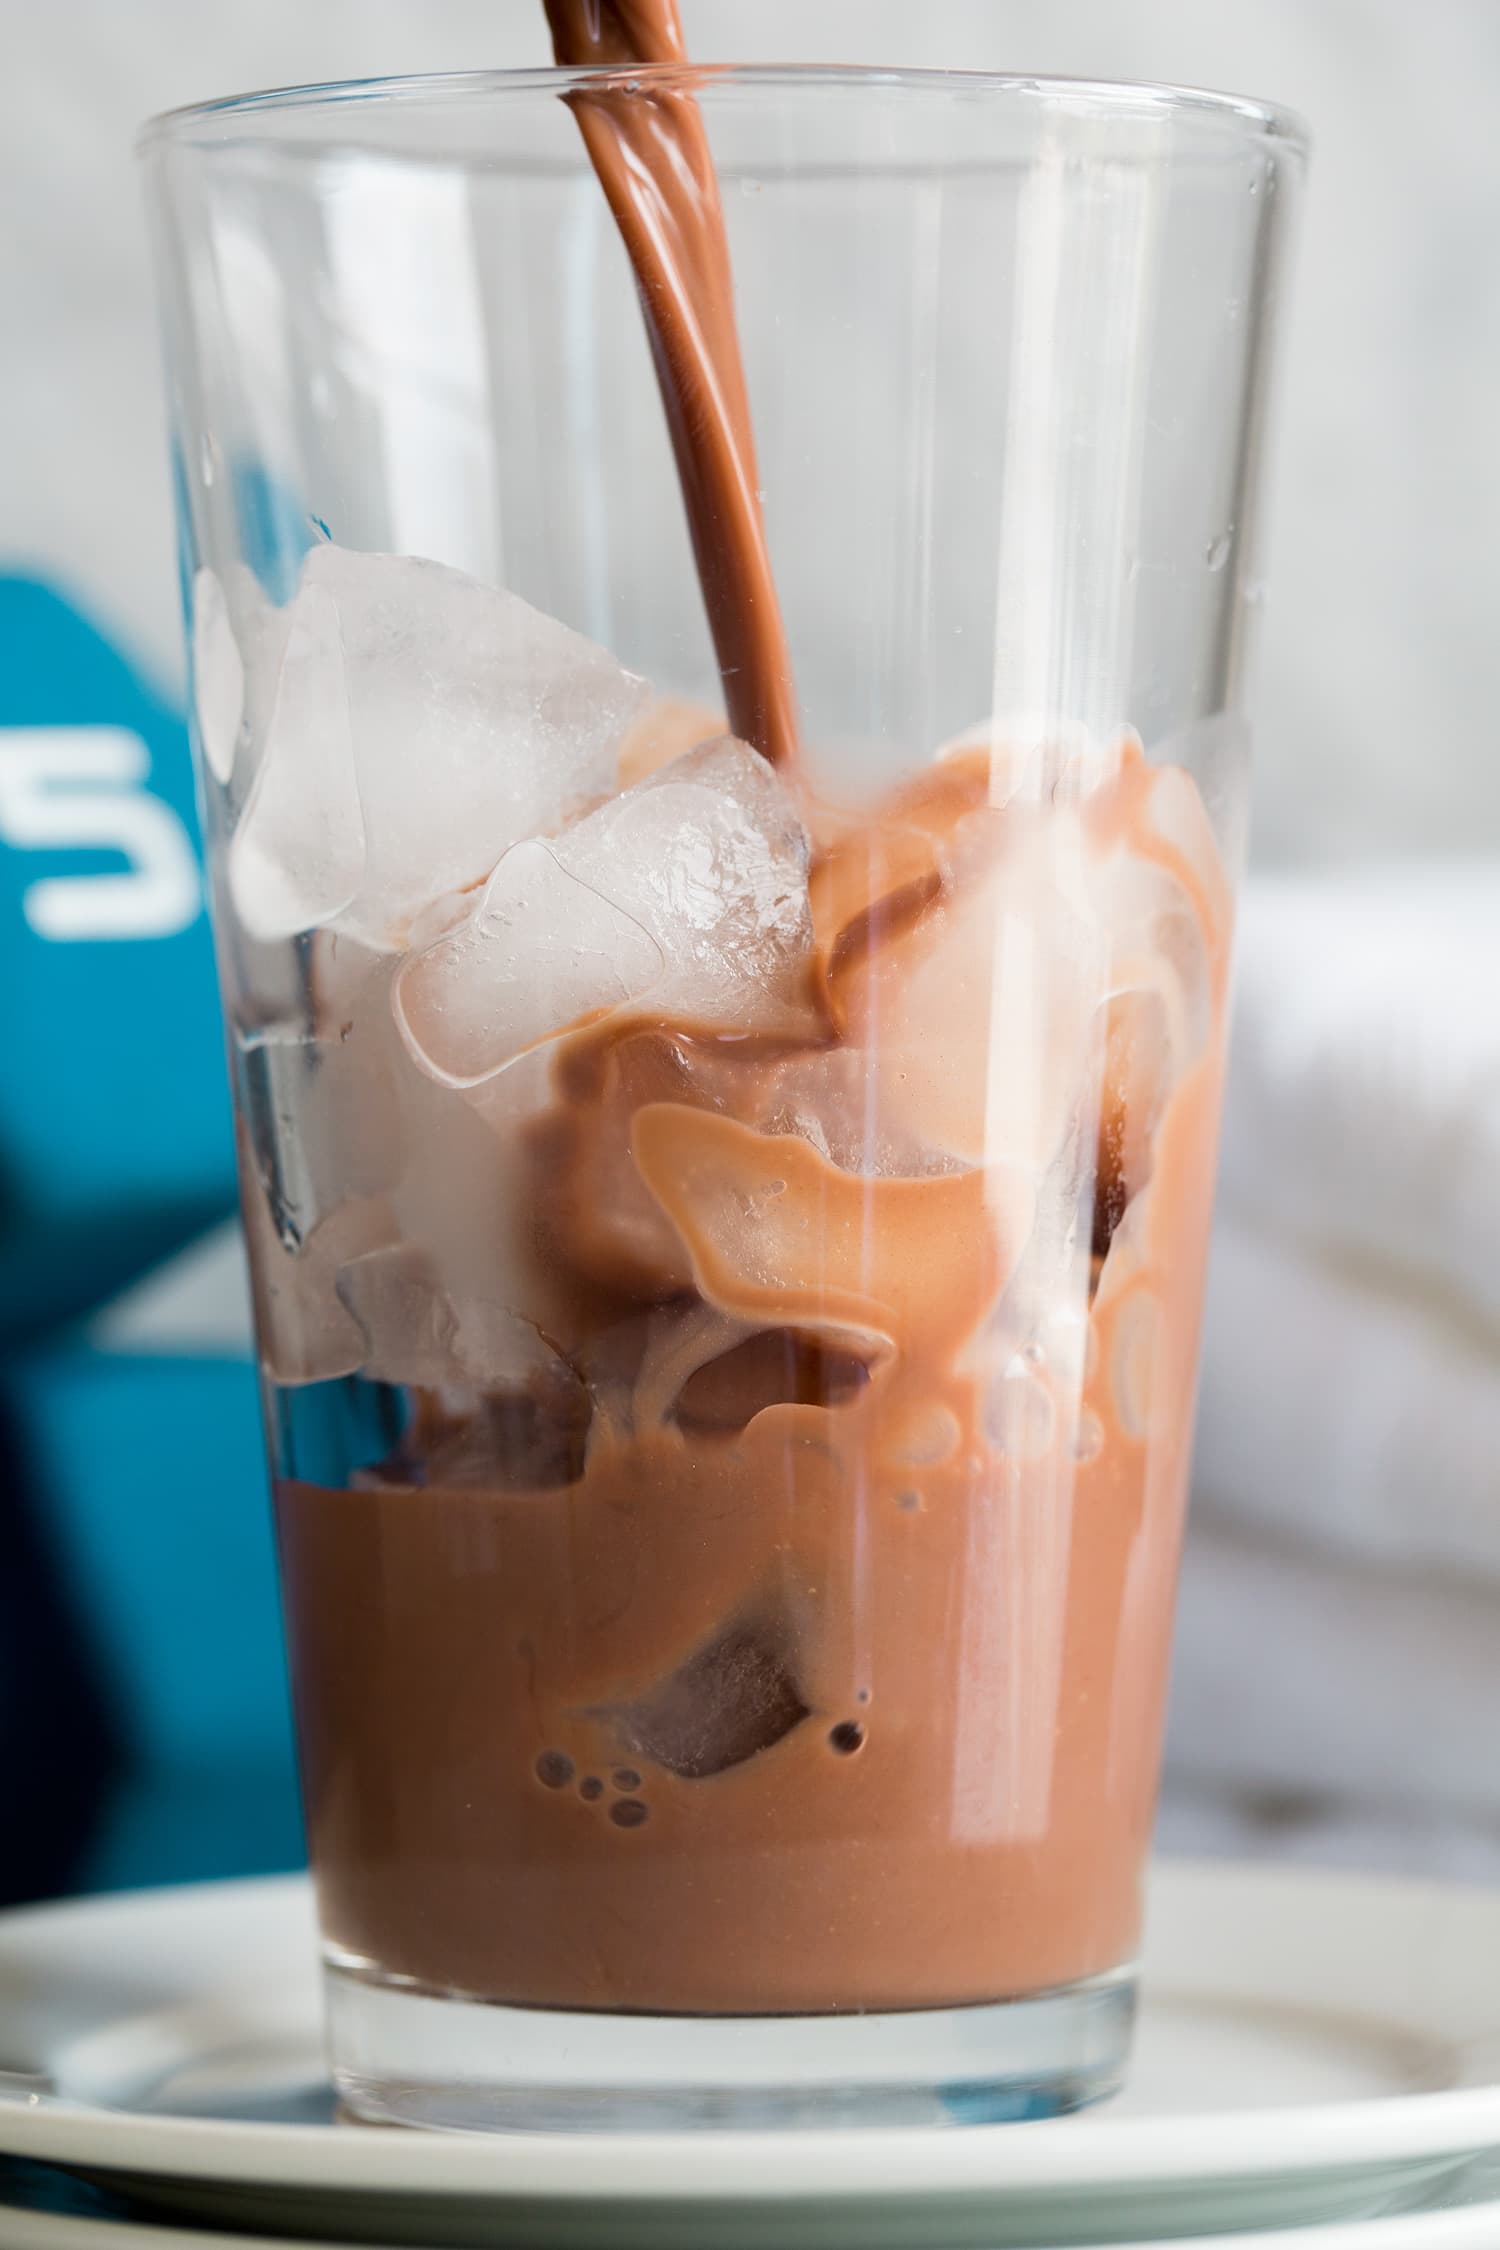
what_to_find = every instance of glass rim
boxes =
[138,62,1308,161]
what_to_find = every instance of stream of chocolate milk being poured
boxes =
[543,0,798,767]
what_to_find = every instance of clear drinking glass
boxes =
[141,66,1304,2131]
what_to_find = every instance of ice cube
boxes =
[233,1001,399,1252]
[984,1112,1094,1415]
[229,582,367,942]
[616,696,724,790]
[597,1611,810,1780]
[238,1144,395,1387]
[232,545,649,949]
[555,735,814,1032]
[191,569,243,786]
[669,1327,880,1434]
[393,734,814,1091]
[335,1242,458,1390]
[221,562,295,757]
[1101,855,1212,1075]
[1142,724,1243,951]
[391,840,664,1087]
[841,800,1104,1176]
[390,1328,592,1490]
[447,1297,580,1394]
[757,1045,966,1179]
[335,1243,553,1398]
[631,1104,1022,1353]
[393,1040,577,1344]
[418,1385,592,1491]
[307,930,578,1342]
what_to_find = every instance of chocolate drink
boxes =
[259,6,1234,2022]
[269,723,1232,2012]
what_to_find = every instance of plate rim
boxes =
[2,1859,1499,2205]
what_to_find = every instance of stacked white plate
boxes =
[3,1861,1500,2248]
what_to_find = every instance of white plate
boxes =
[4,2172,1498,2250]
[2,1861,1500,2248]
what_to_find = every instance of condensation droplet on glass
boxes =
[199,434,218,488]
[1206,530,1234,572]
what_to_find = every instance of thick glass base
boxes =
[325,1954,1136,2132]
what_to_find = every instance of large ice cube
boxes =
[597,1610,810,1780]
[230,546,649,949]
[233,992,400,1253]
[238,1138,395,1388]
[309,934,581,1351]
[394,734,814,1090]
[631,1104,1021,1351]
[335,1242,458,1390]
[230,583,366,942]
[840,799,1105,1177]
[579,737,812,1029]
[391,840,663,1088]
[616,695,724,790]
[1100,854,1212,1077]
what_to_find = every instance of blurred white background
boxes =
[8,0,1500,866]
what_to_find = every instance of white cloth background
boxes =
[1170,863,1500,1873]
